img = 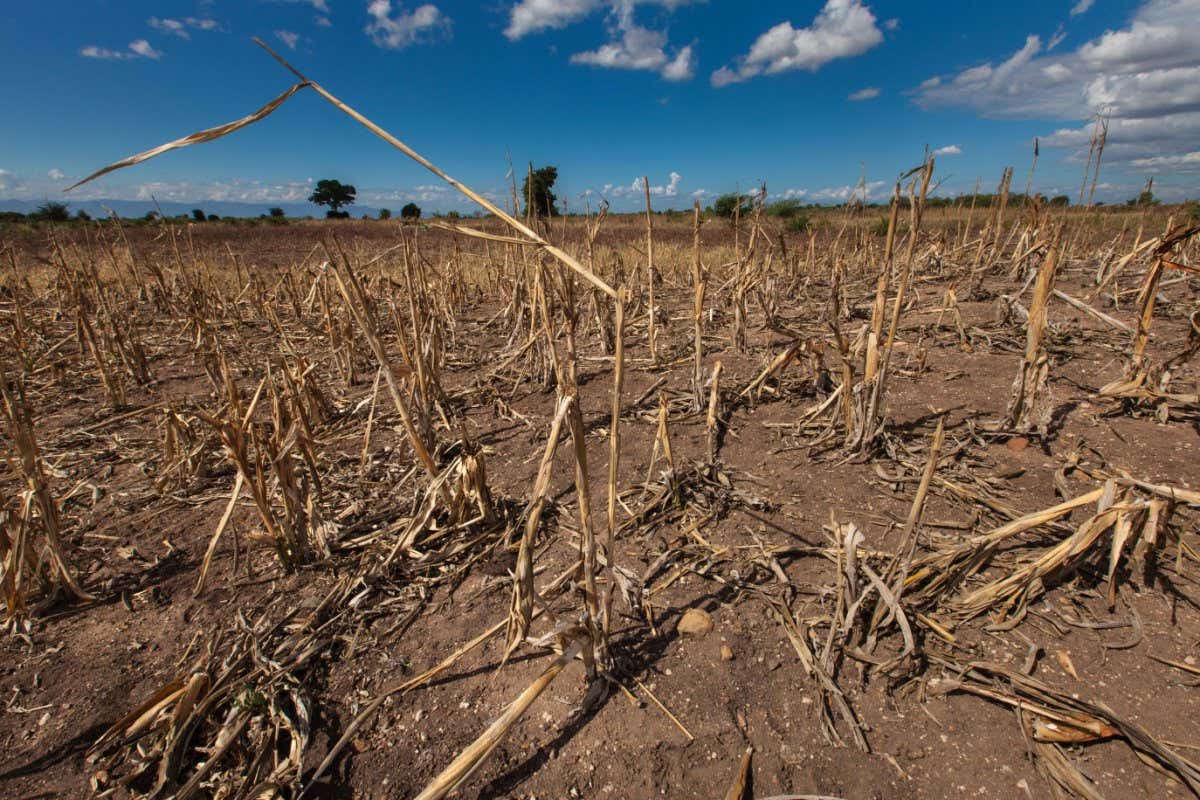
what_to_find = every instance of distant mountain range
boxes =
[0,198,391,219]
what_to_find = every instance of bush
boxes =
[268,207,286,218]
[378,208,392,220]
[401,202,421,220]
[871,216,891,237]
[192,209,206,222]
[1048,195,1070,207]
[784,214,811,233]
[714,192,752,219]
[31,202,71,222]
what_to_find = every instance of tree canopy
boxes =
[401,202,421,220]
[522,166,559,218]
[309,179,356,218]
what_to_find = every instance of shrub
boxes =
[401,202,421,220]
[714,193,752,219]
[378,208,392,220]
[31,202,71,222]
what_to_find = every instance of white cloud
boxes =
[81,40,163,60]
[570,3,695,81]
[147,17,221,38]
[129,40,163,59]
[933,144,962,156]
[316,15,333,27]
[275,30,301,50]
[506,0,603,39]
[148,17,188,38]
[272,0,331,12]
[47,168,66,180]
[848,86,879,100]
[365,2,450,49]
[1070,0,1095,16]
[912,0,1200,166]
[597,171,684,198]
[711,0,883,87]
[1129,150,1200,171]
[884,18,899,31]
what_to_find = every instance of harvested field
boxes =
[2,71,1200,800]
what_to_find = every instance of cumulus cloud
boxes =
[570,3,695,81]
[81,40,163,60]
[275,30,301,50]
[1129,150,1200,171]
[47,168,66,180]
[506,0,603,39]
[597,171,684,198]
[933,145,962,156]
[711,0,883,87]
[774,180,888,204]
[129,40,163,59]
[504,0,694,40]
[148,17,188,38]
[272,0,331,12]
[848,86,880,100]
[365,2,450,49]
[147,17,219,38]
[912,0,1200,166]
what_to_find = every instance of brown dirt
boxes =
[2,212,1199,800]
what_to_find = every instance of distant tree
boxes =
[309,179,357,218]
[143,210,161,222]
[1048,195,1070,207]
[268,207,286,218]
[378,208,392,220]
[0,211,26,223]
[445,210,461,220]
[765,198,804,218]
[31,201,71,222]
[75,209,92,221]
[191,208,206,222]
[522,166,559,218]
[401,202,421,220]
[713,193,751,219]
[1129,190,1159,207]
[207,214,221,222]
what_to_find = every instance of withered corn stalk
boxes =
[1004,226,1062,432]
[1,367,93,622]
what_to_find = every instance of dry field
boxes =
[2,180,1199,800]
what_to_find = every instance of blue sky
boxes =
[2,0,1198,214]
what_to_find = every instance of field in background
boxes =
[1,198,1199,799]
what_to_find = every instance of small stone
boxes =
[677,608,714,638]
[1006,436,1029,452]
[720,644,734,661]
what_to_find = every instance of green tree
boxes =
[309,179,357,218]
[31,201,71,222]
[1129,190,1158,207]
[75,209,92,222]
[208,214,221,222]
[1048,195,1070,207]
[401,202,421,220]
[268,207,286,218]
[191,208,206,222]
[713,192,751,219]
[522,166,559,218]
[378,208,392,220]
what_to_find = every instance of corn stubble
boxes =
[0,37,1195,800]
